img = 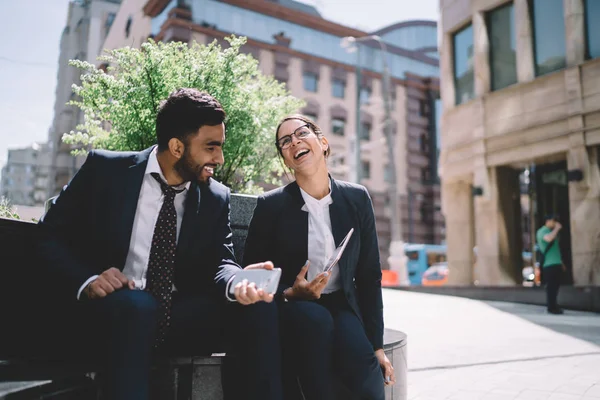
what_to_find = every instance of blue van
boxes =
[405,244,447,285]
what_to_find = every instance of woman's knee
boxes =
[281,301,334,338]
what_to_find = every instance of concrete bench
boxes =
[0,194,407,399]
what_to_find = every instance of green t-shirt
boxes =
[536,226,562,268]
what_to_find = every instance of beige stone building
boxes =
[439,0,600,285]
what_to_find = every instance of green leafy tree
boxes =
[64,36,304,193]
[0,197,20,220]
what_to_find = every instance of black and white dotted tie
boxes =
[146,173,184,348]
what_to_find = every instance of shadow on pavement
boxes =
[483,300,600,347]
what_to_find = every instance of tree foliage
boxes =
[64,36,304,193]
[0,197,20,220]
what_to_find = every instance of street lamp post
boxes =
[341,36,363,184]
[354,46,362,185]
[341,35,408,285]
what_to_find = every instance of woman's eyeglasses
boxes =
[277,124,314,150]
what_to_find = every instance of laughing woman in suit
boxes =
[243,115,394,399]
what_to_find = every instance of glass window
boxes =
[332,118,345,136]
[332,79,345,98]
[125,16,132,38]
[360,122,371,141]
[531,0,566,76]
[419,133,429,153]
[384,164,393,183]
[106,12,116,29]
[361,161,371,179]
[488,3,517,90]
[421,168,431,183]
[585,0,600,59]
[303,72,318,92]
[359,87,371,105]
[304,113,317,123]
[453,24,474,105]
[418,100,427,116]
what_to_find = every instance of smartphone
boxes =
[228,268,282,295]
[323,228,354,273]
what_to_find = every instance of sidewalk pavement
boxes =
[382,289,600,400]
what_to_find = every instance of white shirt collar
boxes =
[300,179,333,211]
[146,147,191,191]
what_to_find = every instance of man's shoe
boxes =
[547,308,564,314]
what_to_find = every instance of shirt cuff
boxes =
[77,275,99,300]
[224,274,237,302]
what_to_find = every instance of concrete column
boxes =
[473,12,491,97]
[568,146,600,285]
[474,167,522,285]
[564,0,586,67]
[514,0,535,82]
[442,180,475,285]
[440,31,456,111]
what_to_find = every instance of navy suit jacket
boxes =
[38,146,240,300]
[243,178,384,350]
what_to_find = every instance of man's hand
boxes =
[234,261,275,305]
[84,267,134,300]
[375,349,395,386]
[544,222,563,242]
[284,261,330,301]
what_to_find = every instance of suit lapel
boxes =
[115,147,153,267]
[329,178,355,282]
[283,182,309,269]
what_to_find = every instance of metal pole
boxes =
[380,46,400,244]
[408,188,413,243]
[340,34,408,284]
[354,45,362,184]
[377,38,408,284]
[529,164,538,284]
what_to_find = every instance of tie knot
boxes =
[151,173,185,198]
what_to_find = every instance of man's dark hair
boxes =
[544,214,559,223]
[156,88,226,151]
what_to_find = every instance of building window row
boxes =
[302,72,349,99]
[488,2,517,91]
[452,0,600,105]
[331,118,345,135]
[299,115,345,136]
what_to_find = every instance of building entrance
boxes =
[532,161,573,285]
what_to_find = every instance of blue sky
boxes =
[0,0,438,165]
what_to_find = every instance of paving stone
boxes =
[382,290,600,400]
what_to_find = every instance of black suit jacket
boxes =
[243,178,384,350]
[38,146,240,300]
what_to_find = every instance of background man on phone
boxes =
[38,89,282,400]
[536,214,566,314]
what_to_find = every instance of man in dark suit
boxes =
[38,89,282,400]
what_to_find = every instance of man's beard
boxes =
[174,149,211,186]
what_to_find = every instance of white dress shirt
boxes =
[77,148,190,299]
[299,181,341,294]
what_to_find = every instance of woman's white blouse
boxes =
[299,183,342,294]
